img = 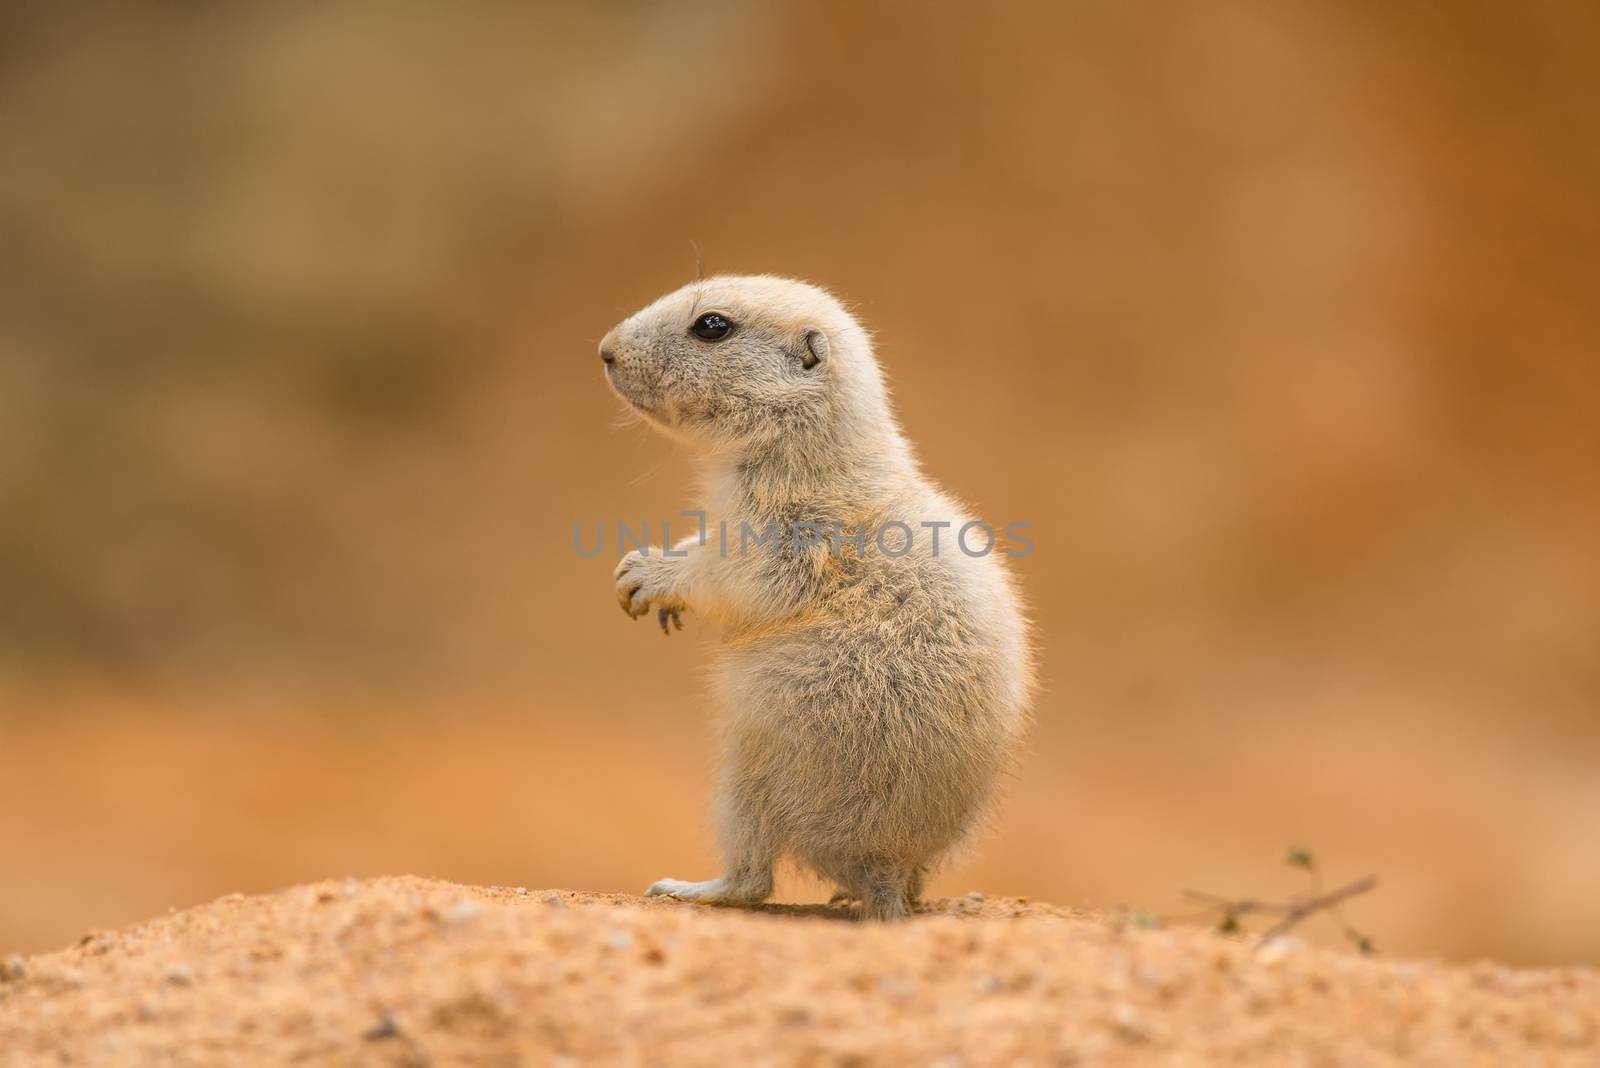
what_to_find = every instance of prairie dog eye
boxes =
[691,312,733,341]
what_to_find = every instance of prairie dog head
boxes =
[599,275,890,452]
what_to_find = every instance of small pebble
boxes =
[1257,937,1296,965]
[79,932,117,955]
[1,955,25,982]
[165,964,194,987]
[1110,1002,1149,1042]
[876,974,917,1000]
[443,899,481,925]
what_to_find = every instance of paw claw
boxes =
[613,551,686,626]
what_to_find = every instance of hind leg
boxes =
[645,866,771,905]
[855,862,916,922]
[904,865,926,909]
[645,839,773,905]
[645,780,776,906]
[831,864,926,912]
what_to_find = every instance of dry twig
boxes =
[1175,849,1379,954]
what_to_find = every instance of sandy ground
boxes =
[1,877,1595,1067]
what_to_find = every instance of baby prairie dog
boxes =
[598,275,1032,921]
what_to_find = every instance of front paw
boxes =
[613,551,687,633]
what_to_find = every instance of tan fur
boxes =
[600,275,1033,920]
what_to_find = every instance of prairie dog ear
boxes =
[801,327,829,370]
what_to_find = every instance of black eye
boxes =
[691,312,733,341]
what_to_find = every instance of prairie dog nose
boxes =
[598,332,616,364]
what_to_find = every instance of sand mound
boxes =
[1,876,1595,1066]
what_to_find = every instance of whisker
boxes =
[627,457,665,488]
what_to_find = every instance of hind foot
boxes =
[830,865,926,913]
[861,885,913,922]
[645,876,767,906]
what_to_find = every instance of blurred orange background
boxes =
[2,2,1597,965]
